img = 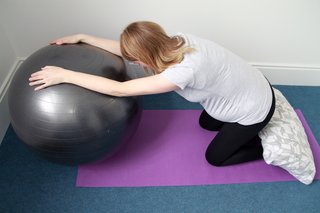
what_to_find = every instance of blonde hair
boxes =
[120,21,194,74]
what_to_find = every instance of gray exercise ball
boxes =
[8,44,142,165]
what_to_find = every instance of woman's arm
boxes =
[29,66,178,96]
[51,34,122,57]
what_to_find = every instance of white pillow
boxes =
[258,88,316,184]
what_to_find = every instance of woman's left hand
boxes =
[29,66,69,91]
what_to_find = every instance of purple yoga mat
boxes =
[77,109,320,187]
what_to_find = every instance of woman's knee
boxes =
[205,149,225,167]
[205,140,264,167]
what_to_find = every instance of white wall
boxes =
[0,21,17,143]
[0,23,16,92]
[0,0,320,142]
[1,0,320,69]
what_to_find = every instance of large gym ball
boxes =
[8,44,142,165]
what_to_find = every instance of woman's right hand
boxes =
[50,34,84,45]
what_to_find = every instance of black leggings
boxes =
[199,88,275,167]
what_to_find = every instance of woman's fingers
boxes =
[29,79,44,86]
[29,66,67,91]
[49,35,81,45]
[29,73,43,81]
[29,77,50,91]
[29,69,48,90]
[49,39,63,45]
[30,67,49,77]
[50,37,67,45]
[34,83,48,91]
[30,67,54,78]
[30,71,41,77]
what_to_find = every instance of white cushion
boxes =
[258,88,316,184]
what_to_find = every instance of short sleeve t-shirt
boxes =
[160,33,273,125]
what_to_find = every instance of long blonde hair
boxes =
[120,21,194,74]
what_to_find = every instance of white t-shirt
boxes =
[160,33,273,125]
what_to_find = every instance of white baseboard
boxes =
[252,63,320,86]
[0,59,319,145]
[0,58,24,145]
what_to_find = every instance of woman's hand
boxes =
[50,34,122,57]
[29,66,70,91]
[50,34,84,45]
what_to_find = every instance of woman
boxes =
[29,21,275,166]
